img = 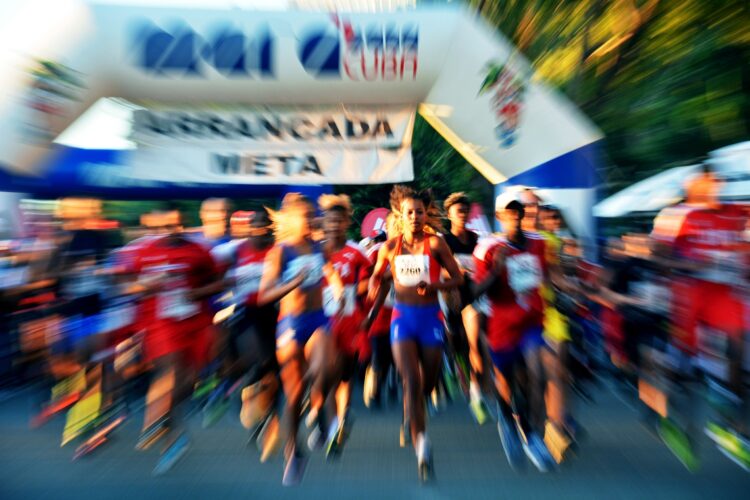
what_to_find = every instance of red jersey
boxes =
[115,235,160,273]
[324,241,372,319]
[230,241,271,307]
[653,204,748,351]
[323,241,372,356]
[390,234,442,288]
[473,233,547,351]
[132,235,218,363]
[651,203,748,285]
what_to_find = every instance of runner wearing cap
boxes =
[473,190,555,472]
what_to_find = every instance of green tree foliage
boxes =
[468,0,750,195]
[337,114,495,238]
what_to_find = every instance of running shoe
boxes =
[338,411,354,445]
[259,414,281,463]
[31,392,80,429]
[442,358,459,402]
[152,433,190,476]
[192,374,220,401]
[416,433,433,483]
[659,417,699,472]
[497,407,525,472]
[241,375,277,431]
[282,451,309,487]
[469,389,490,426]
[248,411,270,447]
[363,367,377,409]
[201,381,231,429]
[400,418,411,448]
[325,416,341,460]
[705,421,750,472]
[455,356,471,397]
[305,407,318,430]
[255,410,276,451]
[521,431,555,473]
[61,387,102,446]
[136,416,170,451]
[307,426,325,452]
[430,385,447,414]
[73,434,108,460]
[73,406,127,460]
[544,421,572,465]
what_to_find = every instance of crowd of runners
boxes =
[1,167,749,485]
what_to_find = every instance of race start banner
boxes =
[123,105,416,185]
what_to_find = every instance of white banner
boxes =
[130,106,415,150]
[0,4,602,195]
[118,145,413,185]
[118,105,415,185]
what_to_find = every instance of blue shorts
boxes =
[390,303,444,347]
[521,325,545,353]
[53,314,105,355]
[276,310,329,349]
[489,347,521,373]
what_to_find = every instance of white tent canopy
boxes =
[594,141,750,218]
[593,165,700,218]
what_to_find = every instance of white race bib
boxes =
[698,250,746,285]
[630,281,671,314]
[102,303,136,332]
[157,287,199,321]
[696,326,730,382]
[282,254,324,288]
[322,285,357,317]
[455,254,475,274]
[394,254,430,287]
[506,253,542,295]
[234,262,265,301]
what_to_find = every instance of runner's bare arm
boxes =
[322,245,345,299]
[357,252,373,297]
[362,279,391,333]
[367,241,392,303]
[257,245,306,306]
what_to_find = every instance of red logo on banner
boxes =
[361,208,390,238]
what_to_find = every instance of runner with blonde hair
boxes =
[258,193,343,486]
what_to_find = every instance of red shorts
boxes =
[332,313,365,358]
[368,307,393,338]
[144,322,214,370]
[601,307,625,360]
[671,278,745,353]
[487,301,543,352]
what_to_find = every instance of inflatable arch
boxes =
[0,1,601,238]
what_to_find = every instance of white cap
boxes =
[495,190,523,212]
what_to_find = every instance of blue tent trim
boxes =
[0,146,332,200]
